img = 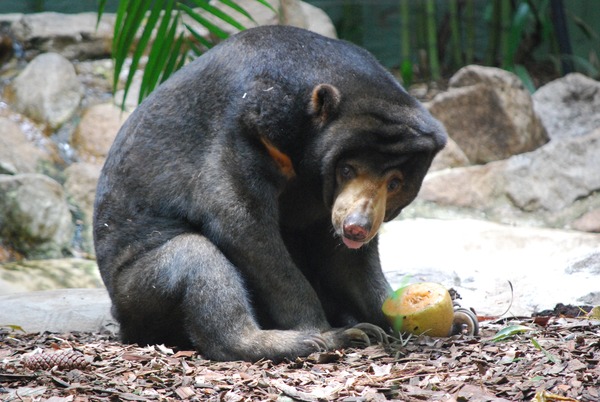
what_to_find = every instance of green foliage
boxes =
[531,337,560,363]
[401,0,598,90]
[386,275,412,334]
[97,0,274,109]
[424,0,440,81]
[0,324,26,332]
[101,1,598,104]
[399,0,412,86]
[491,324,534,342]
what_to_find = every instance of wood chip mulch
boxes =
[1,316,598,402]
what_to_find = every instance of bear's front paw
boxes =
[302,333,330,352]
[351,322,389,345]
[327,323,389,350]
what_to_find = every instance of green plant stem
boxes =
[400,0,410,62]
[485,0,501,66]
[425,0,440,81]
[499,0,512,69]
[449,0,462,68]
[399,0,413,86]
[465,0,474,64]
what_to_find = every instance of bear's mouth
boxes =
[342,236,365,249]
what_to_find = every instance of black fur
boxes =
[94,25,446,362]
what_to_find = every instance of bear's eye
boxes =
[339,164,355,180]
[387,177,402,192]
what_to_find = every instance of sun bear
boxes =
[93,25,447,362]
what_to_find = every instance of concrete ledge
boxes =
[0,288,116,334]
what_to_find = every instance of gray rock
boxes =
[0,174,74,258]
[564,251,600,305]
[64,162,102,256]
[187,0,336,39]
[8,52,82,129]
[380,219,600,316]
[533,73,600,140]
[0,117,47,174]
[564,251,600,275]
[2,219,598,333]
[428,65,548,164]
[418,160,508,209]
[0,288,115,334]
[114,71,142,112]
[504,128,600,211]
[280,0,307,29]
[202,0,279,35]
[418,129,600,226]
[0,258,102,293]
[297,1,337,38]
[571,208,600,233]
[10,12,114,60]
[72,103,130,163]
[429,136,470,171]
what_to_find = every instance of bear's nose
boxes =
[343,213,371,241]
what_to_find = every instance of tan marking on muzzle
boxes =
[332,173,387,244]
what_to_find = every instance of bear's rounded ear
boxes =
[309,83,341,124]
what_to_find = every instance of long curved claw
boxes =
[342,327,372,348]
[340,323,389,349]
[351,322,389,344]
[303,334,329,352]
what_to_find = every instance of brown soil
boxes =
[1,311,598,401]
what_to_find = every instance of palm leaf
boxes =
[162,33,188,84]
[504,2,531,68]
[106,0,274,108]
[120,0,168,109]
[188,0,247,32]
[513,64,536,93]
[112,0,148,92]
[139,0,180,102]
[179,3,231,40]
[96,0,107,28]
[184,22,214,50]
[217,0,257,23]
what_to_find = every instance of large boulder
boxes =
[0,288,114,334]
[418,160,508,209]
[571,209,600,233]
[64,162,102,256]
[380,219,600,316]
[417,129,600,229]
[0,258,102,294]
[533,73,600,140]
[429,137,470,171]
[503,129,600,212]
[10,12,114,60]
[428,65,548,164]
[283,0,337,38]
[0,117,47,175]
[189,0,337,38]
[72,103,130,163]
[7,52,82,129]
[0,174,73,258]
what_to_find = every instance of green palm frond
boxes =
[97,0,274,110]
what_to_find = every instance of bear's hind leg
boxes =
[114,233,336,362]
[176,234,341,361]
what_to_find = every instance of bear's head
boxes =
[309,83,447,249]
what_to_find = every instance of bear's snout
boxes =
[343,212,371,242]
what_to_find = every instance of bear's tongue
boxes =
[343,237,364,249]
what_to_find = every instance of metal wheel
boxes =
[450,307,479,336]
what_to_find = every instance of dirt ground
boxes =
[1,308,599,402]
